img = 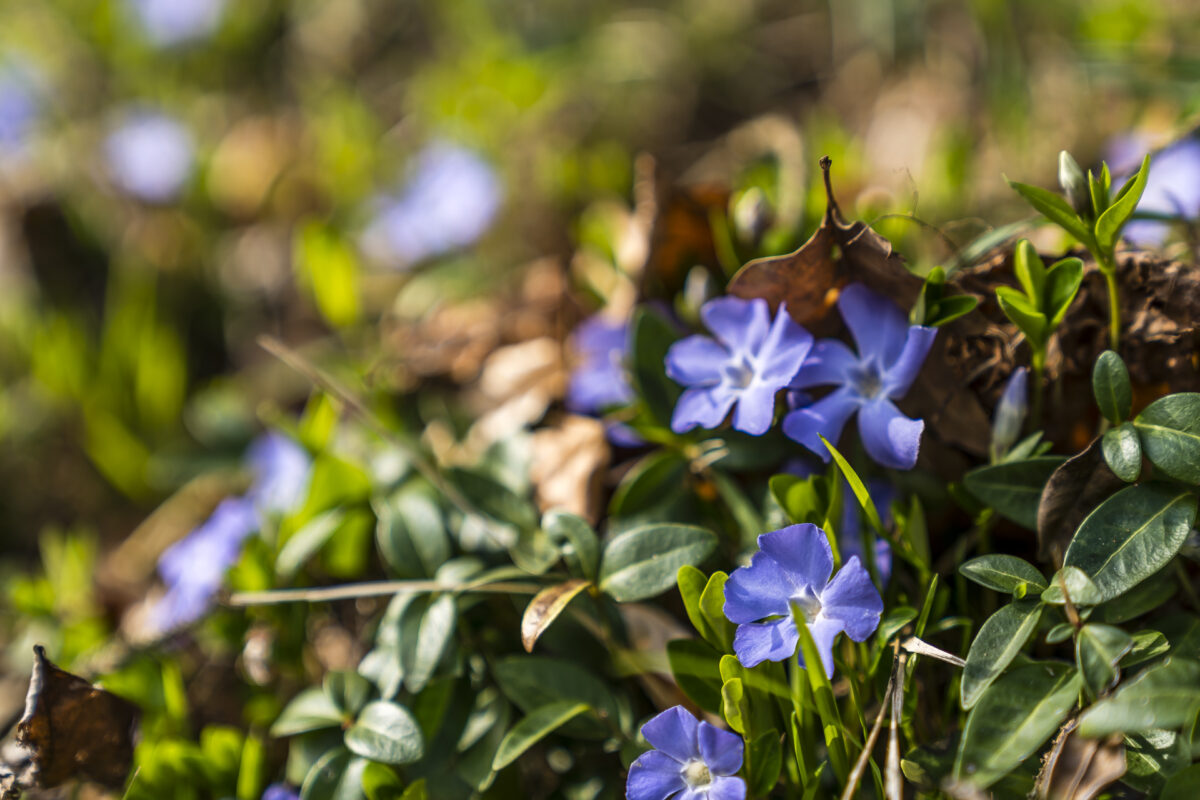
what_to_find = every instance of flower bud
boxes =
[1059,150,1092,219]
[992,367,1028,457]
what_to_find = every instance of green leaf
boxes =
[963,456,1065,530]
[324,671,373,718]
[768,473,826,526]
[677,565,713,642]
[1042,257,1083,328]
[1123,629,1171,667]
[1076,623,1134,699]
[995,286,1047,346]
[271,687,346,736]
[277,509,345,579]
[820,435,884,537]
[1012,239,1045,303]
[609,450,687,518]
[1086,167,1107,219]
[542,510,600,580]
[492,656,620,740]
[492,702,591,770]
[698,571,737,652]
[630,306,683,428]
[1101,423,1141,482]
[1093,350,1132,424]
[747,730,783,797]
[301,748,368,800]
[954,662,1081,789]
[720,677,747,735]
[1063,483,1196,601]
[961,600,1044,709]
[1007,179,1094,244]
[667,639,724,714]
[1134,393,1200,483]
[405,594,456,693]
[927,294,979,327]
[1162,763,1200,800]
[960,555,1047,595]
[361,762,404,800]
[344,701,425,765]
[1041,566,1103,606]
[294,222,362,329]
[1078,658,1200,737]
[1124,729,1190,794]
[1095,153,1151,255]
[598,523,717,602]
[794,602,849,782]
[374,486,449,580]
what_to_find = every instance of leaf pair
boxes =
[995,239,1082,358]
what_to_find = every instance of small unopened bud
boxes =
[731,186,772,244]
[992,367,1028,457]
[1059,150,1091,219]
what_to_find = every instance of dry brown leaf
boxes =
[520,579,592,653]
[1036,720,1125,800]
[1037,437,1125,565]
[529,415,610,524]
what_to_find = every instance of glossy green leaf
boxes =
[927,293,979,327]
[1063,483,1196,601]
[324,671,373,718]
[1123,630,1171,667]
[270,687,345,737]
[609,450,687,518]
[963,456,1065,530]
[677,565,714,643]
[1093,350,1132,424]
[995,286,1046,345]
[961,600,1044,709]
[361,762,404,800]
[344,701,425,765]
[698,571,737,652]
[1012,239,1045,302]
[1078,658,1200,737]
[768,473,826,526]
[405,594,456,693]
[374,486,449,579]
[1095,153,1151,254]
[598,523,717,602]
[1041,566,1103,606]
[491,701,590,770]
[543,509,600,580]
[630,306,682,428]
[954,662,1081,789]
[1102,423,1141,482]
[277,509,344,579]
[1076,623,1133,699]
[1007,179,1093,244]
[300,748,368,800]
[667,638,724,714]
[960,555,1047,595]
[1134,393,1200,484]
[721,677,747,735]
[1042,257,1083,327]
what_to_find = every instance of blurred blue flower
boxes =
[151,433,311,632]
[627,706,745,800]
[104,110,194,203]
[1113,137,1200,246]
[724,523,883,677]
[362,142,501,268]
[261,784,300,800]
[782,283,935,470]
[991,367,1028,457]
[666,297,812,436]
[129,0,225,47]
[0,68,38,154]
[567,314,634,414]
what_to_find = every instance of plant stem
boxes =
[1098,257,1121,351]
[1031,355,1046,430]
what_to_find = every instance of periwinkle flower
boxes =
[362,142,501,269]
[151,433,311,632]
[782,283,935,470]
[991,367,1028,457]
[627,706,745,800]
[261,784,300,800]
[567,314,634,414]
[666,297,813,436]
[724,524,883,677]
[129,0,225,47]
[0,68,38,154]
[105,110,194,203]
[1114,137,1200,246]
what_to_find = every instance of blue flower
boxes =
[724,524,883,677]
[666,297,813,436]
[104,110,194,203]
[151,433,311,632]
[261,784,300,800]
[362,142,501,269]
[128,0,225,47]
[991,367,1028,457]
[0,67,38,154]
[627,706,745,800]
[1109,136,1200,246]
[782,283,935,470]
[567,314,634,414]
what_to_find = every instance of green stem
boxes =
[1031,354,1046,431]
[1099,257,1121,351]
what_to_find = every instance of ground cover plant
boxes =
[2,2,1200,799]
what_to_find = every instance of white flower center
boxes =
[792,584,823,624]
[682,759,712,788]
[849,360,883,399]
[723,355,755,389]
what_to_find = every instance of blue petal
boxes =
[627,750,686,800]
[790,339,858,389]
[756,524,833,592]
[697,722,743,776]
[671,385,737,433]
[781,386,862,461]
[666,335,730,386]
[724,552,796,623]
[821,556,884,641]
[642,706,700,763]
[858,398,923,470]
[881,326,936,398]
[754,303,813,384]
[837,283,909,365]
[730,383,777,435]
[701,297,769,355]
[797,617,844,678]
[704,776,747,800]
[733,618,798,668]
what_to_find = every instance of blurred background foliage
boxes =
[0,0,1198,709]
